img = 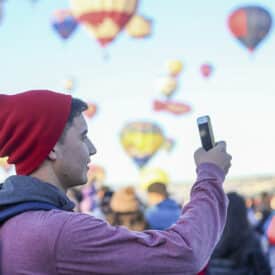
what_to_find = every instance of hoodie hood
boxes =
[0,175,75,211]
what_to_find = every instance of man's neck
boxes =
[30,169,67,193]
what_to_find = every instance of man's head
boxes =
[0,90,96,190]
[147,182,168,206]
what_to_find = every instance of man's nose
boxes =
[88,140,97,156]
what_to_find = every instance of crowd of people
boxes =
[69,177,275,275]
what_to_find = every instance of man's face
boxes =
[53,114,96,189]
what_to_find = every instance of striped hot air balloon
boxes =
[70,0,138,47]
[120,121,165,169]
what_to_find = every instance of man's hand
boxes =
[194,141,232,175]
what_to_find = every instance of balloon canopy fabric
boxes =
[126,15,152,38]
[52,9,78,40]
[120,121,165,169]
[200,63,213,78]
[158,76,178,98]
[166,60,183,77]
[63,77,76,94]
[70,0,138,47]
[84,102,97,119]
[228,6,272,52]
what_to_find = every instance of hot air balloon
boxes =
[63,77,76,94]
[126,15,152,39]
[70,0,138,47]
[166,60,183,77]
[156,76,178,98]
[0,0,6,23]
[228,6,272,52]
[200,63,213,78]
[52,9,78,41]
[139,167,169,190]
[120,121,165,169]
[84,102,97,119]
[153,100,191,116]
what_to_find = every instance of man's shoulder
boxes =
[4,209,75,230]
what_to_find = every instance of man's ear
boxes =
[48,147,58,161]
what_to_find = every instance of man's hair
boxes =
[59,98,88,143]
[147,182,168,198]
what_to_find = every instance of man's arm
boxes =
[55,163,228,275]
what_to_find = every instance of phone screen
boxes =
[197,116,215,151]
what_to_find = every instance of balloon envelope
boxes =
[52,9,78,40]
[156,76,178,98]
[84,102,97,119]
[71,0,138,47]
[126,15,152,38]
[200,63,213,78]
[166,60,183,77]
[120,121,165,168]
[228,6,272,52]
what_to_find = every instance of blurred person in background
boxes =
[206,192,271,275]
[93,185,113,219]
[0,90,231,274]
[256,192,272,235]
[145,182,181,230]
[246,196,260,228]
[107,186,148,231]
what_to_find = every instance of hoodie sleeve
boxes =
[55,163,228,275]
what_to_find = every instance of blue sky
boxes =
[1,0,275,185]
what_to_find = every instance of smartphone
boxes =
[197,115,215,151]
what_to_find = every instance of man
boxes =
[0,90,232,274]
[145,182,181,230]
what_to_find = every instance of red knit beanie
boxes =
[0,90,72,175]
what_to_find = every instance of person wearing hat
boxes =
[107,186,148,231]
[145,182,181,230]
[0,90,232,274]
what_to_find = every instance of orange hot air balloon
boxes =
[70,0,138,47]
[84,102,97,118]
[126,15,152,38]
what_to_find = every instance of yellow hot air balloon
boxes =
[70,0,138,47]
[139,167,170,190]
[126,15,152,38]
[120,121,165,169]
[166,60,183,77]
